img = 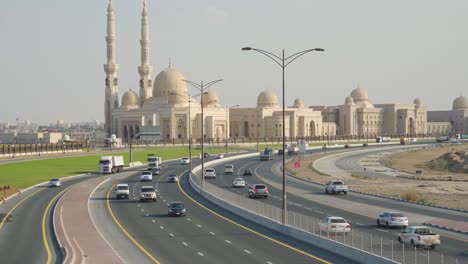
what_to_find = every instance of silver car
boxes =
[377,212,408,228]
[49,178,62,187]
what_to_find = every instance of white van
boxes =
[225,164,234,175]
[115,183,130,199]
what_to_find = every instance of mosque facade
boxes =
[104,1,467,142]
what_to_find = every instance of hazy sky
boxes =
[1,0,467,125]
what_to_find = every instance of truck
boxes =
[147,154,162,170]
[436,136,450,143]
[99,156,124,174]
[398,226,440,249]
[400,137,409,145]
[260,148,274,161]
[376,136,391,143]
[455,134,468,140]
[287,145,299,155]
[325,180,348,194]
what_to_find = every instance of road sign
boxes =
[293,156,301,169]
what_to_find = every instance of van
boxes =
[115,183,130,199]
[225,164,234,175]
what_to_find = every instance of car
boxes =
[203,152,210,158]
[140,186,157,202]
[322,144,328,149]
[180,157,190,165]
[319,216,351,233]
[204,168,216,179]
[150,167,160,175]
[242,169,253,176]
[377,212,408,228]
[115,183,129,199]
[167,174,179,182]
[225,164,234,175]
[48,178,62,187]
[217,153,224,159]
[362,143,368,147]
[140,170,153,181]
[232,178,246,188]
[168,202,186,217]
[277,149,284,155]
[344,144,351,148]
[248,184,269,198]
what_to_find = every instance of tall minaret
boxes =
[138,0,153,107]
[104,0,120,136]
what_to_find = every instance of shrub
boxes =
[428,159,448,171]
[400,190,419,201]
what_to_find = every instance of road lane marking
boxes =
[107,183,161,264]
[244,249,251,254]
[197,252,204,256]
[0,188,43,231]
[197,224,202,228]
[225,240,231,244]
[170,234,174,237]
[152,220,156,223]
[182,242,188,246]
[160,226,164,229]
[209,232,215,235]
[178,172,332,264]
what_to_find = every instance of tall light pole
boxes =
[242,46,324,225]
[181,79,223,191]
[226,105,239,156]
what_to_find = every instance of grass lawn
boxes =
[0,147,225,189]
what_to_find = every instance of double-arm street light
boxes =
[226,104,239,156]
[242,46,324,225]
[181,79,223,191]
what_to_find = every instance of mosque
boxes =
[104,0,468,142]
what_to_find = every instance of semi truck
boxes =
[147,154,162,170]
[376,136,391,143]
[260,148,274,161]
[99,156,124,174]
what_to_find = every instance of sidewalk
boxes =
[54,177,124,264]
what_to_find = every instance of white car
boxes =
[217,153,224,159]
[319,217,351,233]
[49,178,62,187]
[140,171,153,181]
[377,212,408,228]
[168,174,179,182]
[204,168,216,179]
[180,157,190,165]
[232,178,246,188]
[140,186,157,202]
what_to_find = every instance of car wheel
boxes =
[398,237,403,244]
[377,219,381,226]
[410,239,416,247]
[325,189,329,194]
[343,191,347,195]
[430,245,435,250]
[386,222,390,228]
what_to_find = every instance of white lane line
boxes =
[182,242,188,246]
[197,252,204,257]
[356,223,366,226]
[267,262,273,264]
[225,240,232,244]
[197,224,202,228]
[152,220,156,223]
[160,226,164,229]
[377,229,389,233]
[187,218,192,221]
[145,214,149,217]
[244,250,251,254]
[314,210,323,214]
[141,209,144,212]
[170,234,174,237]
[209,232,215,235]
[163,200,166,202]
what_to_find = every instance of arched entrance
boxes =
[309,121,316,137]
[177,119,185,139]
[243,121,249,138]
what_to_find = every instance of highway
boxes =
[203,149,468,264]
[102,158,356,264]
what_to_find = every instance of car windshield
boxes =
[117,186,128,190]
[50,179,59,182]
[235,179,243,182]
[206,169,214,172]
[142,171,152,175]
[170,203,184,209]
[99,160,110,165]
[390,213,404,217]
[141,188,154,192]
[330,218,346,223]
[332,182,343,185]
[255,185,266,189]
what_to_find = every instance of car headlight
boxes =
[168,209,174,212]
[181,209,186,213]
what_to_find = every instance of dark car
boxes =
[277,149,284,155]
[203,152,210,158]
[168,202,186,217]
[151,167,160,175]
[243,169,253,176]
[362,143,368,147]
[344,144,351,148]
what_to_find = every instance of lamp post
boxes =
[242,46,324,225]
[226,105,239,156]
[181,79,223,191]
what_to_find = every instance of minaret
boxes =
[104,0,120,136]
[138,0,153,107]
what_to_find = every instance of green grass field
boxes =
[0,147,225,189]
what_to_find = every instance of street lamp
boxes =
[242,46,324,225]
[226,104,239,156]
[181,79,223,191]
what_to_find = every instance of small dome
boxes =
[121,89,139,108]
[293,98,304,108]
[414,97,422,106]
[452,96,468,110]
[345,96,354,105]
[153,67,187,98]
[257,89,279,107]
[202,90,220,107]
[350,87,369,101]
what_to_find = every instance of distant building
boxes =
[427,96,468,134]
[17,120,38,133]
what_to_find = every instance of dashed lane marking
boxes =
[244,250,251,254]
[182,242,188,246]
[197,252,204,257]
[197,224,202,228]
[225,240,232,244]
[209,232,215,235]
[170,234,174,237]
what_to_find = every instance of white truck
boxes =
[325,180,348,195]
[398,226,440,249]
[287,145,299,155]
[376,136,391,143]
[147,154,162,170]
[99,156,124,174]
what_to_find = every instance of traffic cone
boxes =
[2,197,5,204]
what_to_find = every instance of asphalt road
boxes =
[203,152,468,264]
[106,159,357,264]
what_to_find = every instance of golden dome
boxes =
[153,67,187,98]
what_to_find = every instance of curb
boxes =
[423,222,468,236]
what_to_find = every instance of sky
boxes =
[1,0,467,125]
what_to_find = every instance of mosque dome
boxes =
[153,66,187,98]
[452,96,468,110]
[293,98,304,108]
[345,96,355,105]
[414,97,422,106]
[349,85,373,108]
[202,90,221,107]
[121,89,139,108]
[257,90,279,107]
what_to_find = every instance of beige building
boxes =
[427,96,468,135]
